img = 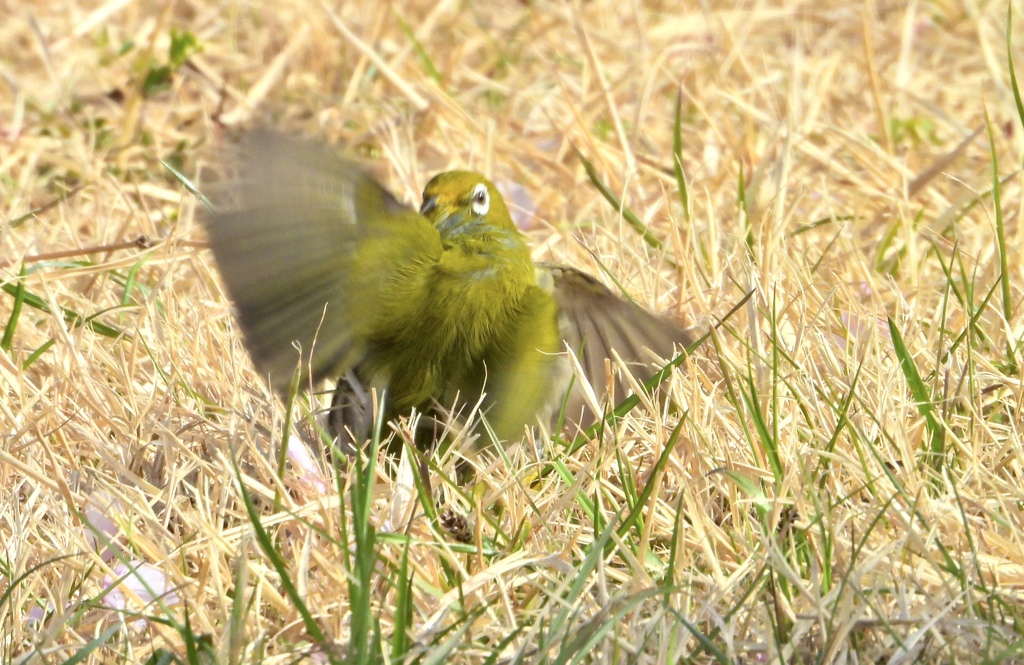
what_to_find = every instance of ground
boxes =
[2,0,1024,663]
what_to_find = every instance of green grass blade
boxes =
[574,145,665,252]
[789,214,856,236]
[391,539,413,657]
[233,455,327,644]
[553,589,658,665]
[0,282,126,339]
[616,414,686,539]
[672,89,690,221]
[22,339,56,369]
[1,265,27,352]
[816,360,863,488]
[614,444,639,531]
[740,371,783,485]
[61,624,123,664]
[887,317,944,473]
[1008,3,1024,153]
[397,15,441,83]
[716,468,770,520]
[8,184,87,229]
[420,607,489,665]
[482,627,527,665]
[769,290,782,477]
[162,158,214,212]
[738,162,754,259]
[346,398,385,664]
[543,511,620,653]
[120,255,150,306]
[674,606,732,664]
[984,108,1017,371]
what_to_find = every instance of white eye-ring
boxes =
[470,183,490,216]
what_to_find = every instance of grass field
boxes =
[3,0,1024,662]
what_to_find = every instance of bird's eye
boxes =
[470,183,490,216]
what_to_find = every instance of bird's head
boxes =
[420,171,517,240]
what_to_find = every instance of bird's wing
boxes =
[205,130,442,393]
[541,264,692,427]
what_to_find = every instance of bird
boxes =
[205,130,692,452]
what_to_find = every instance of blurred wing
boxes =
[205,131,441,393]
[542,264,692,426]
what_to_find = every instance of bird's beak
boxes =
[419,196,438,216]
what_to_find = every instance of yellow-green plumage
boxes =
[206,131,691,450]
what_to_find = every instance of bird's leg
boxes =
[328,370,380,456]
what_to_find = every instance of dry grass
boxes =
[3,0,1024,662]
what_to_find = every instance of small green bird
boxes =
[206,131,691,451]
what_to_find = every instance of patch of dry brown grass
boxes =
[3,0,1024,662]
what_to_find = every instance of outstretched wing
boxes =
[542,264,692,427]
[205,131,442,393]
